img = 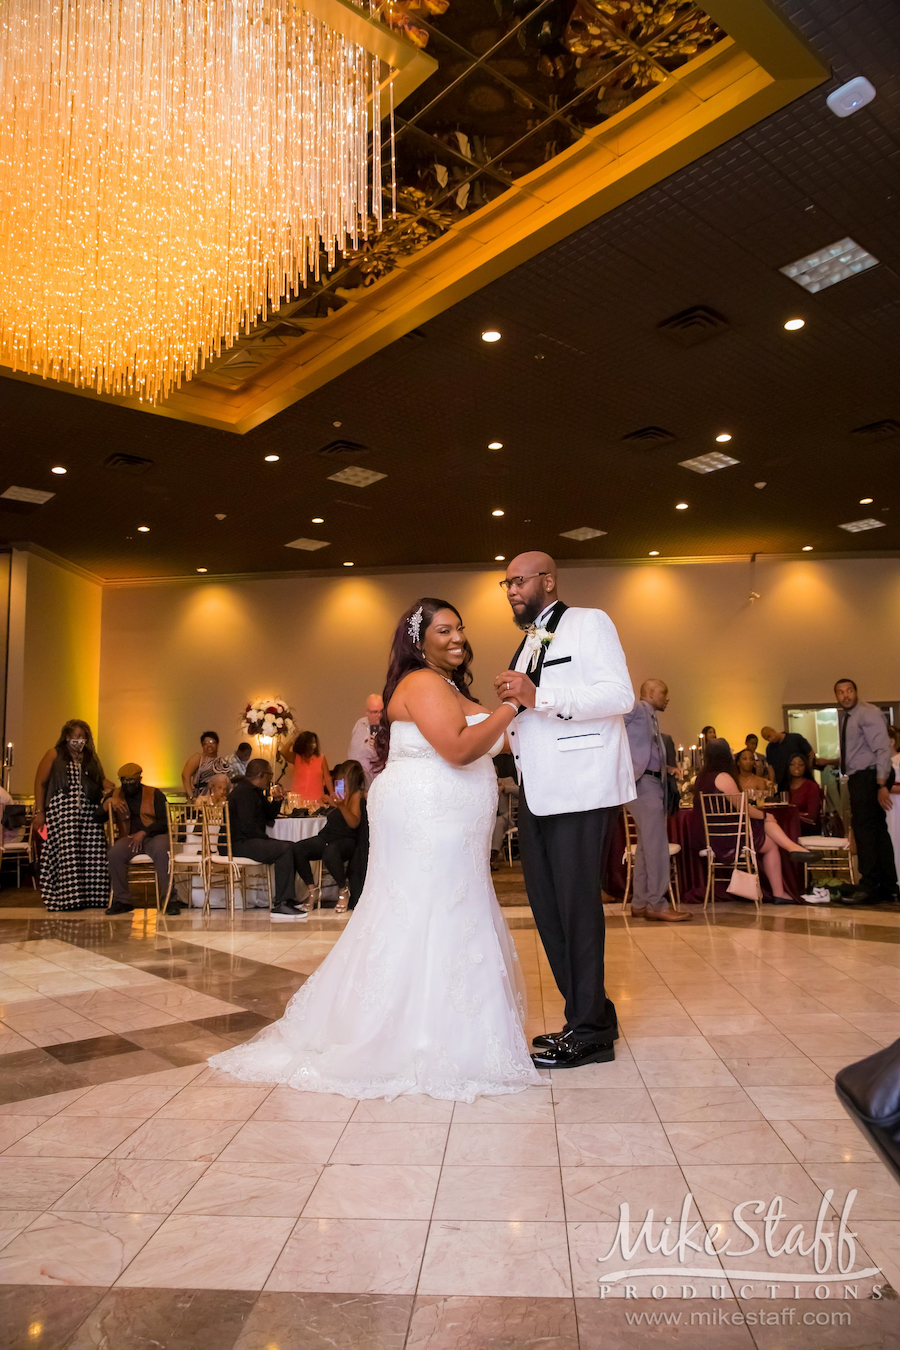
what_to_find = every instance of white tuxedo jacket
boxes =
[506,604,636,816]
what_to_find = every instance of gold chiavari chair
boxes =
[699,792,761,911]
[105,801,161,909]
[621,806,682,914]
[164,801,205,912]
[199,800,273,917]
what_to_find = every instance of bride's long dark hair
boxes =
[372,598,476,773]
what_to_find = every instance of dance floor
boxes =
[2,880,900,1350]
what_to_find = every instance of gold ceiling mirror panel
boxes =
[0,0,826,430]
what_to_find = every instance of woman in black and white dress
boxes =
[34,721,113,912]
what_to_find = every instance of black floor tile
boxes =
[43,1034,142,1065]
[0,1284,107,1350]
[65,1287,259,1350]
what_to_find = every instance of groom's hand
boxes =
[494,670,535,708]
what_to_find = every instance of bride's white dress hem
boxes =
[208,716,542,1103]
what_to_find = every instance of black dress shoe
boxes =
[163,901,184,915]
[533,1025,619,1049]
[836,888,880,906]
[531,1031,615,1069]
[105,901,133,916]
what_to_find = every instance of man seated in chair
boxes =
[228,759,307,918]
[107,763,180,917]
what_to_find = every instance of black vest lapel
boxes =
[530,601,568,686]
[510,634,528,670]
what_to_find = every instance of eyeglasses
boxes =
[498,571,549,592]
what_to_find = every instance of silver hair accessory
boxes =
[407,605,424,644]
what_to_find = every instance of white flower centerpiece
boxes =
[241,699,296,763]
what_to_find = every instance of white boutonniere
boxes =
[528,625,554,649]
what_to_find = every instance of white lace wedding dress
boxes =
[208,715,542,1101]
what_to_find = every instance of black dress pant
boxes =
[233,838,297,906]
[517,787,617,1041]
[293,835,354,888]
[849,768,898,897]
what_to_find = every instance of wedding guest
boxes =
[199,773,230,804]
[701,725,716,741]
[181,732,228,800]
[348,695,383,787]
[887,727,900,885]
[107,763,180,917]
[693,739,818,904]
[227,760,306,918]
[227,743,253,778]
[34,720,113,912]
[735,748,771,795]
[744,733,769,778]
[624,679,689,921]
[294,760,366,913]
[787,754,822,833]
[833,680,897,905]
[762,724,813,792]
[279,730,333,803]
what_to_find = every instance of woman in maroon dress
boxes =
[693,740,818,902]
[787,753,822,833]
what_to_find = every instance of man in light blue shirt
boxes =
[623,680,689,922]
[834,679,897,905]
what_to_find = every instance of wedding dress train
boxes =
[208,715,542,1101]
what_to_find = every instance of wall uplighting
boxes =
[675,502,689,510]
[51,465,67,474]
[715,433,732,443]
[492,508,505,517]
[311,516,325,523]
[264,454,280,462]
[488,441,503,450]
[137,525,150,532]
[481,330,501,342]
[784,318,805,330]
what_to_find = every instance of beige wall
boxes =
[8,548,103,793]
[96,556,900,788]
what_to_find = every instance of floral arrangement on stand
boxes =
[241,699,295,747]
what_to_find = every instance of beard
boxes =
[513,596,548,630]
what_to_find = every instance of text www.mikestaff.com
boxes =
[625,1309,853,1328]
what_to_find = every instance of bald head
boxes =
[640,679,669,711]
[504,552,559,628]
[365,693,383,726]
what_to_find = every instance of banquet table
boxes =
[603,801,804,905]
[267,816,327,844]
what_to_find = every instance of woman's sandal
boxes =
[335,887,351,914]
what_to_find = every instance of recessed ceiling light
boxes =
[495,554,505,561]
[481,330,501,342]
[675,502,689,510]
[333,420,342,427]
[715,433,732,443]
[488,441,503,450]
[343,561,354,567]
[649,550,659,556]
[839,517,885,533]
[560,526,607,541]
[264,454,279,462]
[679,452,739,474]
[492,509,505,517]
[780,237,878,293]
[137,525,150,532]
[801,546,813,552]
[859,497,873,505]
[784,318,805,331]
[754,481,767,489]
[196,567,208,572]
[311,516,325,523]
[215,513,227,520]
[51,465,67,474]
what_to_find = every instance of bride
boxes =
[209,597,542,1101]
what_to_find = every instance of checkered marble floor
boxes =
[2,894,900,1349]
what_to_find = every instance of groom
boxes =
[495,552,636,1068]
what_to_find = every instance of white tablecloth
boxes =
[266,817,327,843]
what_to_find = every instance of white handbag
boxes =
[727,866,762,901]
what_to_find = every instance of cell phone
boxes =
[334,778,345,797]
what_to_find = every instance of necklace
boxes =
[425,663,457,687]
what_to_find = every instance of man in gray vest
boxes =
[624,680,690,922]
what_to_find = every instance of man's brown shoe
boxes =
[644,908,692,922]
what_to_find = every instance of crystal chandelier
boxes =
[0,0,396,402]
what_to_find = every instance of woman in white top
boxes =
[209,598,540,1102]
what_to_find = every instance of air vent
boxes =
[0,485,54,512]
[285,537,330,551]
[850,419,900,441]
[657,306,729,347]
[560,527,607,542]
[327,466,386,488]
[317,439,368,457]
[103,452,154,475]
[621,427,677,445]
